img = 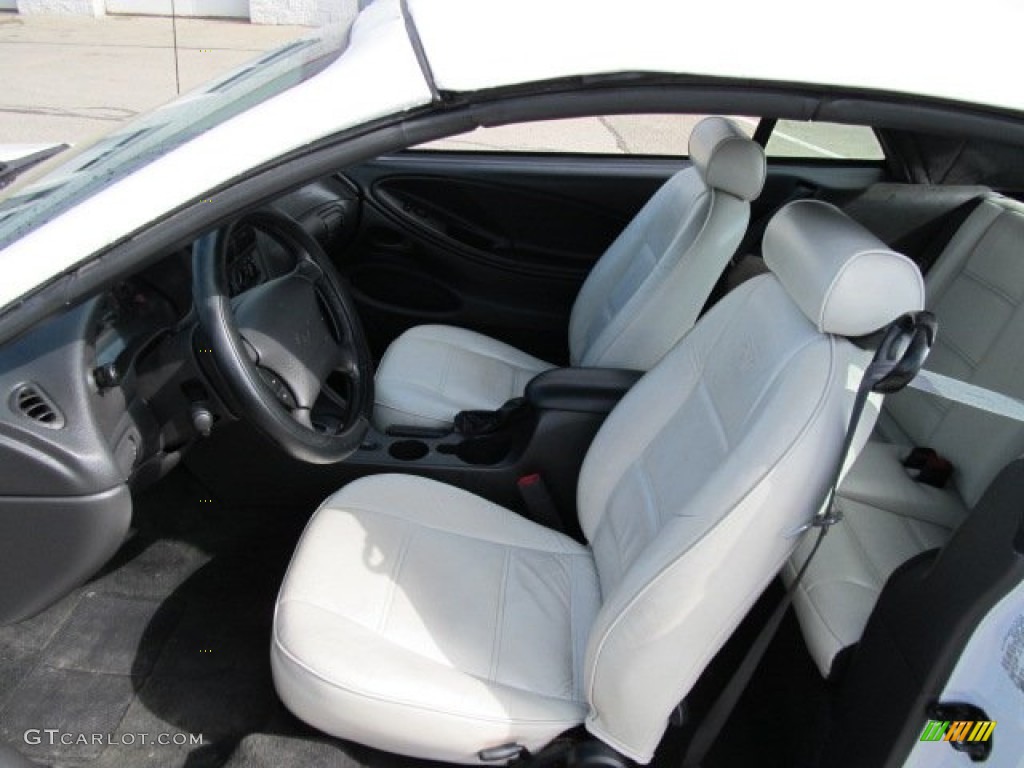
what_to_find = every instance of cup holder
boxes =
[436,436,510,466]
[388,439,429,461]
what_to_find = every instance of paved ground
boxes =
[0,13,308,145]
[424,113,884,160]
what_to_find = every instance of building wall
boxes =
[17,0,104,16]
[11,0,348,24]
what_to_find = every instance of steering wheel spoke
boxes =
[291,407,315,430]
[292,253,325,283]
[255,366,299,410]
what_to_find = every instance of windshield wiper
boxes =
[0,144,70,191]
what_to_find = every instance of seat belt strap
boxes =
[907,368,1024,423]
[682,316,1024,766]
[681,311,938,768]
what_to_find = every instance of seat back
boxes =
[568,116,766,370]
[576,200,925,762]
[880,194,1024,507]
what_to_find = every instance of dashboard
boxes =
[0,173,359,498]
[0,173,358,623]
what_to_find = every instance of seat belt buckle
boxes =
[517,473,563,531]
[902,445,937,469]
[903,445,954,488]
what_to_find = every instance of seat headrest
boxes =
[689,117,766,201]
[764,200,925,337]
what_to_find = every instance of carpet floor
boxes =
[0,468,390,768]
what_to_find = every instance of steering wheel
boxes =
[193,209,373,464]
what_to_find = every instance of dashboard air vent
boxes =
[11,384,64,429]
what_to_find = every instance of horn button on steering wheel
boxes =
[231,273,340,413]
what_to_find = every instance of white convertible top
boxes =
[410,0,1023,113]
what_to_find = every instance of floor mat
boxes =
[0,468,307,768]
[221,712,448,768]
[223,734,365,768]
[650,582,832,768]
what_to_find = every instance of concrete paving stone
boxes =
[0,12,309,144]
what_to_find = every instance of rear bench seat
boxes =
[787,193,1024,677]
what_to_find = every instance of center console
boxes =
[347,367,643,537]
[185,367,643,539]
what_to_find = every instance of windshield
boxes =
[0,22,352,251]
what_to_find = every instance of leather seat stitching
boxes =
[586,331,832,703]
[799,578,877,649]
[373,399,453,422]
[274,608,585,722]
[417,336,550,370]
[568,555,584,701]
[962,265,1019,306]
[841,514,887,586]
[376,526,413,633]
[438,345,454,398]
[488,549,512,683]
[324,502,588,556]
[699,378,731,451]
[635,459,662,538]
[586,190,712,366]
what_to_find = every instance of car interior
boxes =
[1,104,1023,768]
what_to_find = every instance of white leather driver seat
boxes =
[272,200,924,764]
[373,116,766,432]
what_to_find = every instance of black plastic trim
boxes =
[822,459,1024,768]
[0,485,132,624]
[526,367,643,414]
[752,117,776,147]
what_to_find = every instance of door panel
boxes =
[342,153,675,364]
[373,175,626,274]
[339,153,887,364]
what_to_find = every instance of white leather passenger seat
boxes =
[272,200,924,764]
[373,116,766,431]
[789,193,1024,676]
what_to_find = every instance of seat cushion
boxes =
[374,325,554,431]
[787,195,1024,675]
[787,441,967,676]
[883,195,1024,508]
[272,474,601,764]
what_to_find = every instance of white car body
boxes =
[0,2,1022,764]
[1,0,1022,311]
